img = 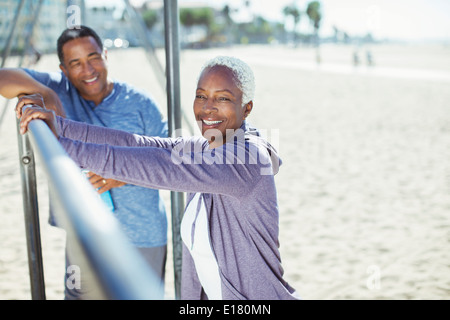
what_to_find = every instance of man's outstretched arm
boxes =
[0,68,65,116]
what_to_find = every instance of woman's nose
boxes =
[203,99,217,113]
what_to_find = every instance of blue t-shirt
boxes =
[25,69,168,248]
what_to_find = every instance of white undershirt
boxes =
[180,193,222,300]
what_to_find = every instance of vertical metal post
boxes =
[16,120,46,300]
[164,0,184,300]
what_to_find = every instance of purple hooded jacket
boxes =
[56,116,298,300]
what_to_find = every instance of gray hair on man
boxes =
[199,56,256,107]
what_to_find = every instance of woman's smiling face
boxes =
[194,66,252,148]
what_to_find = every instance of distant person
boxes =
[366,50,374,66]
[353,50,360,66]
[0,26,168,299]
[315,50,322,65]
[17,56,300,300]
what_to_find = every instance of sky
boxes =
[102,0,450,42]
[207,0,450,41]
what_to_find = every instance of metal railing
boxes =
[19,116,162,300]
[4,0,185,300]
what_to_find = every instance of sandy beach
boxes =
[1,43,449,300]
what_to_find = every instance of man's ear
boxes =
[59,63,68,77]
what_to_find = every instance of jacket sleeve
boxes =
[57,115,176,149]
[58,135,265,198]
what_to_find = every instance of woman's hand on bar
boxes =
[16,93,59,137]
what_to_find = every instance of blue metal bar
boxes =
[25,117,162,300]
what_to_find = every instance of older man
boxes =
[0,26,168,299]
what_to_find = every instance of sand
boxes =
[1,43,449,300]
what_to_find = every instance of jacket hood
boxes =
[242,121,282,175]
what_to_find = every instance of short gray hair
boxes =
[199,56,255,106]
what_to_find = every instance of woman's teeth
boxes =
[203,119,223,125]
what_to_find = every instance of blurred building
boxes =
[84,3,141,49]
[0,0,66,55]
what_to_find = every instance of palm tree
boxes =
[222,5,234,44]
[306,1,322,63]
[306,1,321,41]
[142,9,158,30]
[179,7,215,45]
[282,4,301,45]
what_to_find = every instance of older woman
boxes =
[18,56,299,300]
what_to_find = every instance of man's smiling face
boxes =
[59,36,111,105]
